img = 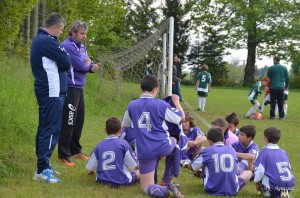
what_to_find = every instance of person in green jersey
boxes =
[245,77,269,119]
[267,56,289,120]
[195,64,212,112]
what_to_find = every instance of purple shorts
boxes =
[139,137,176,174]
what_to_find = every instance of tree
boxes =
[0,0,37,54]
[161,0,196,60]
[193,0,300,85]
[187,27,229,85]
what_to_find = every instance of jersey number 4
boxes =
[138,112,152,131]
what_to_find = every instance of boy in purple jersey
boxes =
[225,112,240,136]
[120,124,136,151]
[181,111,207,167]
[254,127,295,198]
[86,117,140,187]
[211,118,238,146]
[189,128,252,196]
[231,125,259,175]
[122,75,184,198]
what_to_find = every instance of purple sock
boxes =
[162,154,174,183]
[145,184,168,197]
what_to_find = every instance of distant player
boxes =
[245,77,269,119]
[225,112,240,136]
[195,64,212,112]
[189,128,252,196]
[122,75,184,198]
[231,125,259,176]
[86,117,140,187]
[181,111,207,167]
[254,127,295,197]
[259,78,271,115]
[211,118,238,146]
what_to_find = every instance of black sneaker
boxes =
[268,117,275,120]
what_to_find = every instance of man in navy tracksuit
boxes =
[58,21,99,166]
[30,13,71,183]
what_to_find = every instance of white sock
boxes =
[284,104,288,115]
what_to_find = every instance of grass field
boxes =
[0,56,299,197]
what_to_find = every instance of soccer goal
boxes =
[96,17,175,100]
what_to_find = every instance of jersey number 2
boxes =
[102,151,116,170]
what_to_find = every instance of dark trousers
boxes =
[58,87,85,159]
[36,95,65,173]
[270,88,284,118]
[172,81,183,100]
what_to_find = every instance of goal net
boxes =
[95,18,174,102]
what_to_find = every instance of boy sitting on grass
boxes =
[254,127,295,198]
[231,125,259,175]
[86,117,140,187]
[189,127,252,196]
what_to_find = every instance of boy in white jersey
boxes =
[122,75,184,198]
[86,117,140,187]
[195,64,212,112]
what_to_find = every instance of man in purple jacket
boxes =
[58,21,99,166]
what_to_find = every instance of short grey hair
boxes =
[45,12,66,28]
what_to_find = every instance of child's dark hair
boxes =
[207,128,224,143]
[141,75,158,92]
[146,58,152,65]
[211,118,227,128]
[240,125,256,139]
[264,127,281,144]
[185,111,195,127]
[106,117,121,135]
[225,112,239,126]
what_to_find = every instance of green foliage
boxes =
[0,0,36,54]
[162,0,196,59]
[187,28,229,85]
[0,56,36,177]
[193,0,300,84]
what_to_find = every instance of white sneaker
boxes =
[33,169,61,183]
[182,160,191,168]
[280,189,289,198]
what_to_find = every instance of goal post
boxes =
[96,17,174,100]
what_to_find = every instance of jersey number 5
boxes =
[276,162,293,182]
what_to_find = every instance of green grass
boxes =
[0,56,299,197]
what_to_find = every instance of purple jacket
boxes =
[61,36,95,89]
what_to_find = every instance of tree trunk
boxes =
[244,40,256,84]
[25,13,30,43]
[243,0,257,85]
[32,4,38,38]
[39,0,46,27]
